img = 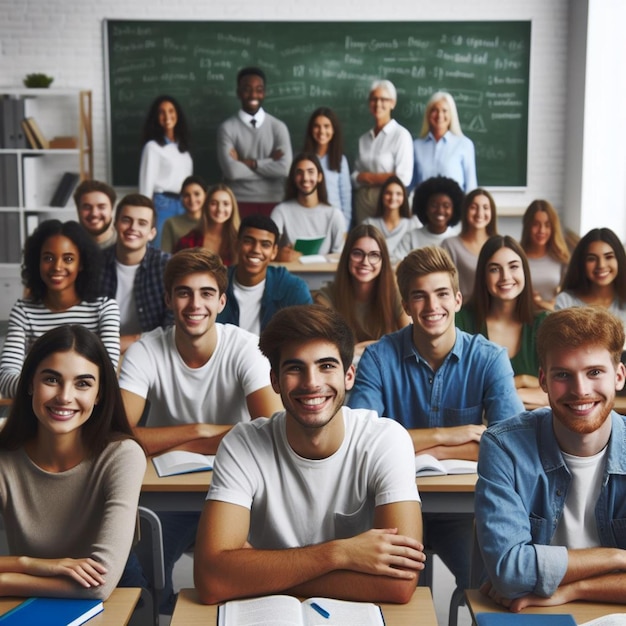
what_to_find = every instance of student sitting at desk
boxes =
[0,220,120,399]
[118,247,281,614]
[315,223,409,358]
[270,152,346,262]
[476,307,626,610]
[348,246,523,592]
[73,179,118,250]
[217,215,312,334]
[195,305,424,604]
[98,193,172,354]
[0,325,145,600]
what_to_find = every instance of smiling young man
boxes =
[349,246,522,591]
[216,66,292,218]
[118,247,281,613]
[270,152,346,262]
[217,215,312,334]
[73,179,117,249]
[195,304,424,605]
[99,194,172,353]
[476,306,626,611]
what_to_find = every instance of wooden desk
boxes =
[141,460,477,514]
[171,587,438,626]
[466,589,626,623]
[272,259,338,290]
[0,588,141,625]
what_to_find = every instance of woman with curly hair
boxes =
[0,220,120,398]
[139,95,193,247]
[315,224,410,358]
[520,199,570,311]
[174,183,241,266]
[395,175,464,260]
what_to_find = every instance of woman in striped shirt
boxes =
[0,220,120,398]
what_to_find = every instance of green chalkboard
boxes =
[105,20,530,188]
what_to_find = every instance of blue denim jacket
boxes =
[476,409,626,598]
[348,326,523,428]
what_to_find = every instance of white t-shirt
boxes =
[551,447,606,549]
[118,324,271,427]
[232,278,265,336]
[208,408,420,549]
[115,260,141,335]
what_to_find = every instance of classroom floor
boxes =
[162,554,473,626]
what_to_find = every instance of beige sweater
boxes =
[0,438,146,599]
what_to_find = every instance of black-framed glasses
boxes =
[350,248,382,265]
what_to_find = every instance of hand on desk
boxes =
[481,580,574,613]
[19,556,107,589]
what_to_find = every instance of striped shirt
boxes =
[0,297,120,398]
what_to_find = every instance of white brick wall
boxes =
[0,0,569,217]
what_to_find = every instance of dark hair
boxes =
[538,306,625,368]
[141,95,190,153]
[285,152,329,205]
[237,66,266,85]
[561,228,626,304]
[412,176,463,228]
[260,304,354,373]
[73,179,116,209]
[460,188,498,236]
[0,325,136,456]
[180,175,208,194]
[303,107,345,173]
[164,248,228,296]
[375,176,411,219]
[22,219,102,303]
[471,235,536,327]
[115,193,156,227]
[326,224,400,341]
[238,215,279,244]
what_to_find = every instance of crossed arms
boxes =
[194,499,424,605]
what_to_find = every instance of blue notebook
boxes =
[0,597,103,625]
[476,613,577,626]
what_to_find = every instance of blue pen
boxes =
[310,602,330,619]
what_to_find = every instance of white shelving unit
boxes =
[0,88,92,319]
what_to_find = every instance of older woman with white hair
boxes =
[351,79,413,224]
[412,91,477,192]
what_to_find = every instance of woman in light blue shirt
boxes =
[303,107,352,229]
[412,91,477,192]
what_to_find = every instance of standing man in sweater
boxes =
[217,67,292,219]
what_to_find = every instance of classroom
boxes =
[1,1,626,625]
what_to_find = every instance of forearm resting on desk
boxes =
[133,424,233,456]
[409,425,485,457]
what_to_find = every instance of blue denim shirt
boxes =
[218,265,312,332]
[348,326,522,428]
[476,409,626,598]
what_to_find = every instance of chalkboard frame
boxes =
[104,19,531,189]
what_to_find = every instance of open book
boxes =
[415,454,477,477]
[217,595,384,626]
[152,451,215,477]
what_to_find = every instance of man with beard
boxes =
[194,304,424,605]
[216,66,292,219]
[270,152,346,262]
[73,179,117,249]
[476,306,626,610]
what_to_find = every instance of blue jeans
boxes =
[153,193,184,249]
